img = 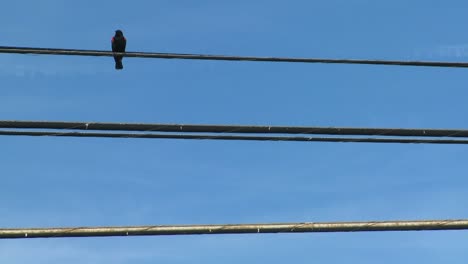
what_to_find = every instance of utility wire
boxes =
[2,219,468,239]
[1,120,468,138]
[1,130,468,144]
[1,46,468,68]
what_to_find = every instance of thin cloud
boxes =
[414,44,468,59]
[0,55,113,77]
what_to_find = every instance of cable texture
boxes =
[2,46,468,68]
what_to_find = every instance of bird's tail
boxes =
[114,57,124,70]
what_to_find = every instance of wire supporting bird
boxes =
[111,30,127,70]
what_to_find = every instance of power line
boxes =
[1,46,468,68]
[2,219,468,239]
[1,120,468,138]
[1,130,468,144]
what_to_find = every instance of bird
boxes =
[111,30,127,70]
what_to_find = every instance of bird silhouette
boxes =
[111,30,127,70]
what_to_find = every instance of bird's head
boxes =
[115,30,124,37]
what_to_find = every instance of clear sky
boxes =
[1,0,468,263]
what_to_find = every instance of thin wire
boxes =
[1,219,468,239]
[1,130,468,144]
[2,46,468,68]
[1,120,468,138]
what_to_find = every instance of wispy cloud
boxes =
[0,240,187,264]
[414,44,468,59]
[0,55,113,77]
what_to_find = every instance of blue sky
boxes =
[1,0,468,263]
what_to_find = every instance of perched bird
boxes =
[111,30,127,70]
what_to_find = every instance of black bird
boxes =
[111,30,127,70]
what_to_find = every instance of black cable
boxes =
[1,46,468,68]
[1,120,468,138]
[1,130,468,144]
